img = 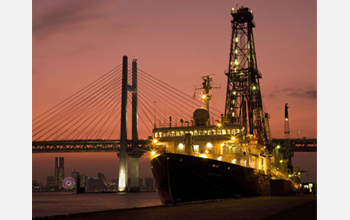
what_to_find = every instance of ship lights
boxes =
[276,145,281,149]
[206,142,213,148]
[232,159,236,164]
[235,37,239,43]
[280,160,283,163]
[178,143,184,149]
[200,154,208,158]
[153,139,158,144]
[217,123,222,127]
[150,151,160,160]
[218,156,222,161]
[201,94,207,99]
[231,136,236,141]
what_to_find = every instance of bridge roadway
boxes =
[32,139,150,153]
[32,138,316,153]
[272,138,317,152]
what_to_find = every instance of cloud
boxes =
[268,87,317,100]
[32,0,119,38]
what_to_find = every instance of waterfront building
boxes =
[97,172,108,191]
[144,177,154,191]
[71,170,80,188]
[46,176,55,189]
[139,178,144,190]
[54,157,65,189]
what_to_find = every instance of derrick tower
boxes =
[224,6,268,146]
[283,103,293,174]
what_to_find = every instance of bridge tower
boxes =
[224,6,268,148]
[118,56,129,191]
[118,56,140,192]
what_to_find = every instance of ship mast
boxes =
[200,74,215,112]
[224,6,268,147]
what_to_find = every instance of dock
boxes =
[35,196,316,220]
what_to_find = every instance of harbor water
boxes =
[32,191,162,218]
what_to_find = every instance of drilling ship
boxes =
[149,6,300,204]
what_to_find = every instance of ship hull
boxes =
[151,153,271,204]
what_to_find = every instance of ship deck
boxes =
[42,195,316,220]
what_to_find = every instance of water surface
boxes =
[32,192,162,218]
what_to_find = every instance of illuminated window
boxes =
[212,130,216,135]
[203,130,207,135]
[217,130,221,135]
[176,131,180,136]
[198,130,202,135]
[180,131,184,136]
[208,130,212,135]
[159,132,162,137]
[154,132,158,138]
[222,129,226,135]
[194,130,198,136]
[193,145,199,153]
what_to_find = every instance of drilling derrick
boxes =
[225,7,267,147]
[283,103,293,174]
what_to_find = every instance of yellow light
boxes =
[276,145,280,149]
[280,160,283,163]
[153,139,158,144]
[178,143,184,149]
[200,154,208,158]
[232,159,236,164]
[252,86,256,90]
[235,37,239,43]
[150,151,160,160]
[205,150,209,154]
[231,136,236,141]
[206,142,213,148]
[201,94,207,99]
[235,49,238,54]
[285,118,289,121]
[217,123,222,127]
[218,156,222,161]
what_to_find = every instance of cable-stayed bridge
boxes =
[32,56,316,191]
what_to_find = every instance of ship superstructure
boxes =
[150,6,299,204]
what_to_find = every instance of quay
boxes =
[34,196,316,220]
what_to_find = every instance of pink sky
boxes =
[32,0,316,184]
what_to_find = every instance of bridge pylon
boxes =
[118,56,140,192]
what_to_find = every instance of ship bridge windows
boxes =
[222,129,227,135]
[193,145,199,154]
[194,130,198,136]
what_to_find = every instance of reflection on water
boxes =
[32,191,162,218]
